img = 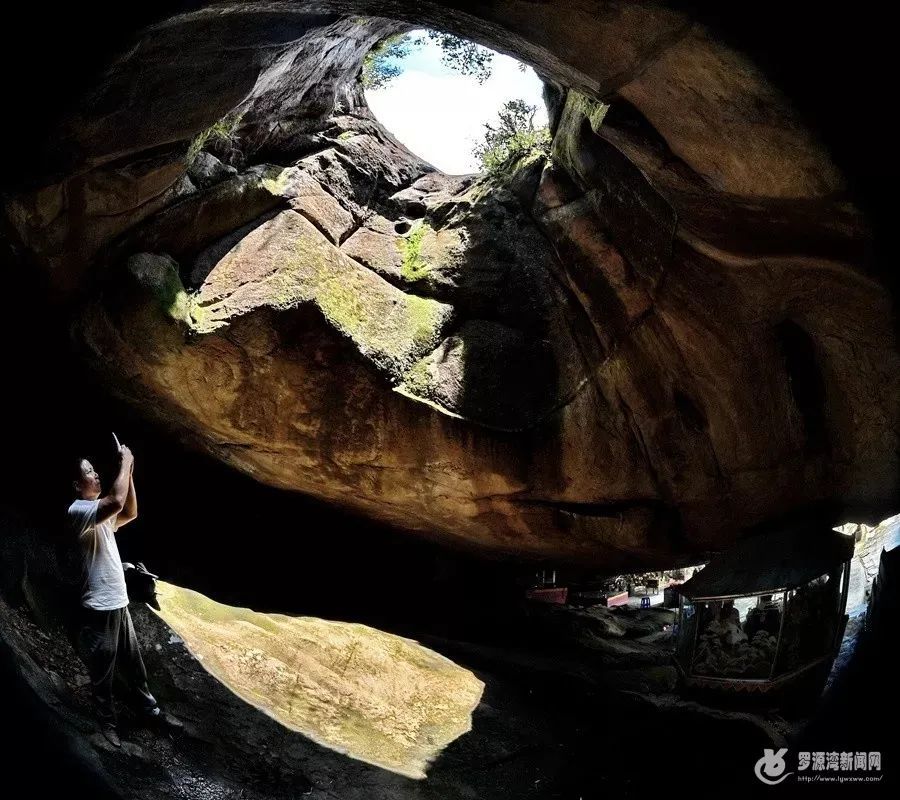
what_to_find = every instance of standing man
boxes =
[68,443,173,746]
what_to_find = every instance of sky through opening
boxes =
[365,31,548,175]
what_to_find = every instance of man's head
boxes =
[73,458,102,499]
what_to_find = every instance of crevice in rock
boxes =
[673,389,706,433]
[776,319,829,455]
[615,388,662,483]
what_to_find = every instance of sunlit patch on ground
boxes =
[153,581,484,779]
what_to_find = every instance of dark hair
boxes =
[73,457,88,484]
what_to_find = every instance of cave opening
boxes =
[833,514,900,614]
[362,29,549,176]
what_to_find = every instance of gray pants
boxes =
[76,605,157,723]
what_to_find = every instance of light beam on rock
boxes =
[153,581,484,779]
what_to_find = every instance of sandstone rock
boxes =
[168,173,197,201]
[551,92,676,289]
[69,110,900,567]
[538,193,652,348]
[389,173,475,220]
[341,223,404,279]
[296,135,431,221]
[189,211,280,288]
[114,165,289,262]
[3,2,896,568]
[150,581,484,780]
[398,319,564,432]
[72,216,658,566]
[187,151,237,189]
[189,209,455,379]
[616,28,845,198]
[4,150,187,292]
[276,167,355,244]
[126,253,194,326]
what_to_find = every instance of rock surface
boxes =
[0,575,784,800]
[153,581,485,780]
[2,2,898,567]
[187,152,237,190]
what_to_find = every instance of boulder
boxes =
[186,151,237,189]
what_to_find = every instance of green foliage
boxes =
[362,33,417,89]
[423,31,493,84]
[362,30,494,90]
[473,99,551,175]
[187,111,244,163]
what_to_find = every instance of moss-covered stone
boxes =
[569,90,610,135]
[397,220,431,282]
[190,210,454,379]
[126,252,193,325]
[258,167,292,196]
[401,358,433,397]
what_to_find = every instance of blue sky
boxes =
[365,32,548,175]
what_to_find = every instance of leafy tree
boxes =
[362,30,494,89]
[362,33,418,89]
[423,31,493,83]
[472,99,551,175]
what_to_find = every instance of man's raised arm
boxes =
[96,446,133,525]
[117,466,138,528]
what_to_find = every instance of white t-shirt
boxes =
[67,498,129,611]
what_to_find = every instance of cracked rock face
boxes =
[5,3,900,568]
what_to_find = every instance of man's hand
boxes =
[118,445,134,470]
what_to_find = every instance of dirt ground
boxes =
[0,584,814,800]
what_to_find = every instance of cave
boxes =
[0,3,898,798]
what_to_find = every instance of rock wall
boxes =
[3,2,898,568]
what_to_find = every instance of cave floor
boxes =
[0,591,824,800]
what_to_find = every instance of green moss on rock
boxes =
[126,252,194,325]
[190,211,454,379]
[188,301,210,328]
[401,358,434,397]
[398,221,431,282]
[317,271,370,337]
[570,90,610,134]
[259,167,292,197]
